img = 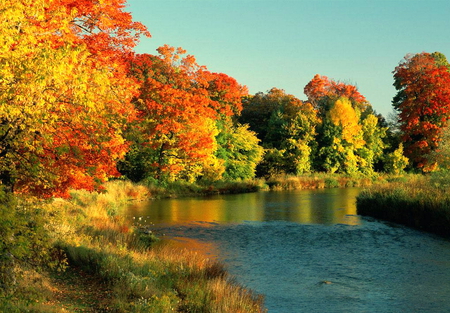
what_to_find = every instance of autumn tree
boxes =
[0,0,148,197]
[393,52,450,170]
[359,114,387,174]
[203,72,264,180]
[119,49,218,182]
[304,74,370,114]
[317,97,365,174]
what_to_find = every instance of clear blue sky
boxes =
[126,0,450,118]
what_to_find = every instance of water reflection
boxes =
[127,188,361,226]
[126,188,450,313]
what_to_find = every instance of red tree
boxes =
[393,52,450,169]
[304,74,369,112]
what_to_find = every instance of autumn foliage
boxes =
[3,0,446,200]
[119,46,251,182]
[304,74,370,113]
[0,0,148,197]
[393,52,450,169]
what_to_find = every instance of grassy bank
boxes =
[264,173,377,191]
[143,178,266,199]
[356,174,450,237]
[139,173,388,200]
[0,181,266,312]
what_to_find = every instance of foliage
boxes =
[359,114,387,174]
[317,97,366,175]
[0,0,148,197]
[215,121,264,180]
[384,143,409,175]
[428,124,450,171]
[304,74,370,113]
[0,189,63,296]
[120,48,251,184]
[393,52,450,170]
[241,88,319,176]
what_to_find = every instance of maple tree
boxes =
[120,47,256,183]
[0,0,148,197]
[121,49,219,182]
[393,52,450,169]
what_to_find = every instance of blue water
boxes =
[129,189,450,312]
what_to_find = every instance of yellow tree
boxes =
[0,0,147,197]
[319,97,365,174]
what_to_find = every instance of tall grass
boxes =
[265,173,374,190]
[142,178,267,198]
[3,180,266,312]
[357,174,450,237]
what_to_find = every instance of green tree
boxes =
[215,121,263,180]
[384,143,409,174]
[241,88,318,176]
[358,114,387,174]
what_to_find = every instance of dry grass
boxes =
[6,179,266,312]
[266,173,374,190]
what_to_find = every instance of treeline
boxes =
[3,1,450,199]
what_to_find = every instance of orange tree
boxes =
[120,48,220,182]
[0,0,148,197]
[393,52,450,170]
[304,74,370,114]
[120,47,260,183]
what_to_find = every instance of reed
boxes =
[357,174,450,237]
[266,173,374,190]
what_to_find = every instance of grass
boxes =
[1,180,266,312]
[265,173,375,191]
[142,178,267,199]
[356,173,450,237]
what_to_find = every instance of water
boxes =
[128,188,450,313]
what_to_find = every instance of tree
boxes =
[318,97,365,174]
[240,88,318,176]
[384,143,409,175]
[215,121,263,180]
[359,114,387,174]
[121,50,218,182]
[304,74,370,114]
[393,52,450,169]
[0,0,148,197]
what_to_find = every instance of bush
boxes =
[0,189,63,296]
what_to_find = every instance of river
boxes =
[127,188,450,313]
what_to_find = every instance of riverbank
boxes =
[264,173,376,190]
[0,181,266,312]
[356,174,450,237]
[143,173,381,199]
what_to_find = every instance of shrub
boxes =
[0,189,63,296]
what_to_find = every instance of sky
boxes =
[125,0,450,118]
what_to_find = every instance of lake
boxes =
[127,188,450,313]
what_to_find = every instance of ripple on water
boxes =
[153,219,450,313]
